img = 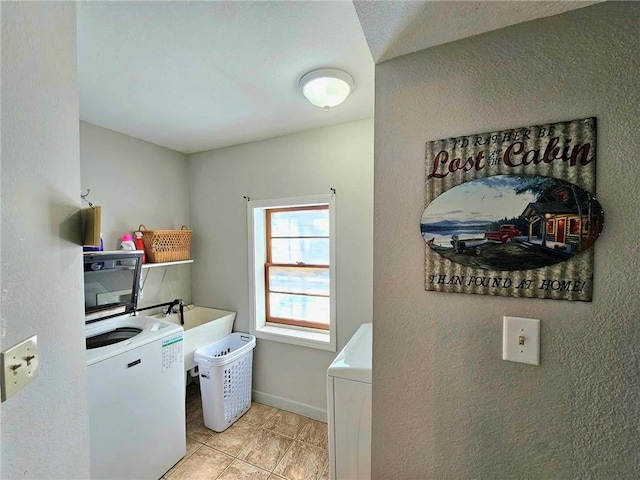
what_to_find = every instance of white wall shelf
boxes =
[140,259,193,293]
[141,259,193,269]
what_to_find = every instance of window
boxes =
[546,219,555,234]
[248,195,336,351]
[266,206,330,330]
[569,217,581,235]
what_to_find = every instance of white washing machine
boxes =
[86,314,186,480]
[83,251,186,480]
[327,323,372,480]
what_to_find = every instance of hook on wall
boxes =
[81,189,94,208]
[330,187,336,194]
[243,195,251,201]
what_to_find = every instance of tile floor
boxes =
[162,384,330,480]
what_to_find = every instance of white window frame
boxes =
[247,194,336,352]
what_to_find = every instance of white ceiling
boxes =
[353,0,603,63]
[77,1,374,154]
[77,1,601,155]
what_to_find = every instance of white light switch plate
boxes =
[1,335,39,402]
[503,316,540,365]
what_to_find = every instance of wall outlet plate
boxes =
[502,316,540,365]
[1,335,39,402]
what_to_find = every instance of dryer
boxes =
[327,323,372,480]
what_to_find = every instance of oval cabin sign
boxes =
[420,175,604,271]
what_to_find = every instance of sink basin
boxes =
[154,306,235,371]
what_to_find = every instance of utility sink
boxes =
[153,306,235,371]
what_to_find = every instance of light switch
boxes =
[503,316,540,365]
[1,335,39,402]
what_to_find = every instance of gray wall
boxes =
[0,2,90,478]
[80,122,191,309]
[372,3,639,479]
[188,119,374,418]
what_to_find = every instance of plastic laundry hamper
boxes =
[194,333,256,432]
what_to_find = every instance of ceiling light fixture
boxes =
[299,68,354,112]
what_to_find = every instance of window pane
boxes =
[269,293,329,325]
[271,208,329,237]
[546,220,554,233]
[569,218,580,235]
[268,266,329,295]
[271,238,329,264]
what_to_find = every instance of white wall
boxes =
[372,3,640,478]
[0,3,90,478]
[80,122,191,308]
[188,119,373,418]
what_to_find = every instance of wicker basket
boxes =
[138,224,192,263]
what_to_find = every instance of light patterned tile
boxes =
[180,398,332,479]
[186,404,204,424]
[237,428,294,472]
[167,445,233,480]
[186,384,201,408]
[296,419,328,450]
[186,417,214,444]
[164,436,205,477]
[273,440,328,480]
[185,384,203,424]
[241,402,278,427]
[263,410,312,438]
[187,401,204,424]
[217,459,270,480]
[206,421,262,457]
[319,462,329,480]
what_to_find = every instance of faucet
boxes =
[165,299,184,325]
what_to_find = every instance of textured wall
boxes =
[0,2,91,478]
[188,119,373,417]
[79,122,191,308]
[372,3,640,479]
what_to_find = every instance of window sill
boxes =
[253,324,336,352]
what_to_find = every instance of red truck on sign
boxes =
[485,224,522,243]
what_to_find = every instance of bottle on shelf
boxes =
[120,234,136,251]
[134,231,146,264]
[120,234,137,266]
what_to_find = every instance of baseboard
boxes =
[252,390,327,423]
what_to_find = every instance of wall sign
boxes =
[421,117,604,301]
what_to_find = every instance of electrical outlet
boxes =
[502,316,540,365]
[1,335,39,402]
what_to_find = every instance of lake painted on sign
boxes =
[421,175,605,271]
[420,229,488,247]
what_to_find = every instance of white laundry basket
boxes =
[194,333,256,432]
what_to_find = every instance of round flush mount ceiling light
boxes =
[299,68,355,111]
